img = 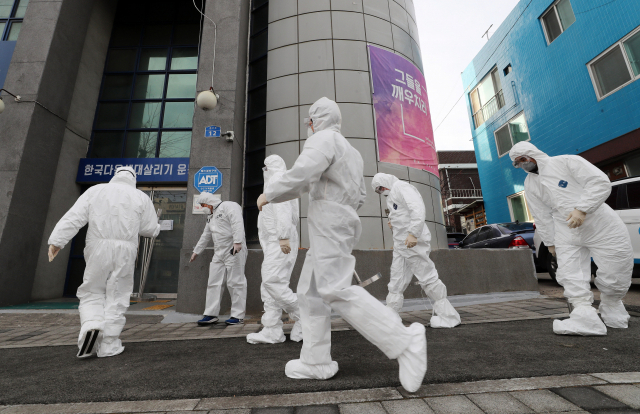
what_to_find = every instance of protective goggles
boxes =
[262,166,268,172]
[512,156,530,168]
[303,117,313,128]
[375,186,385,194]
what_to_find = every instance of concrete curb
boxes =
[1,373,638,413]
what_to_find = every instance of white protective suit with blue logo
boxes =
[263,97,427,392]
[371,173,460,328]
[193,193,247,320]
[48,167,161,357]
[247,155,303,344]
[509,142,633,335]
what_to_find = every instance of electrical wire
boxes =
[192,0,217,89]
[575,0,618,14]
[433,0,536,132]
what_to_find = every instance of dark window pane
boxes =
[246,117,266,152]
[0,0,13,18]
[101,75,134,100]
[248,86,267,119]
[90,131,124,157]
[249,58,267,89]
[624,31,640,76]
[245,150,265,187]
[162,101,194,128]
[495,125,512,156]
[605,185,619,209]
[111,25,142,47]
[14,0,28,18]
[64,258,86,296]
[125,131,158,158]
[252,0,268,10]
[95,103,129,129]
[463,229,479,244]
[244,207,260,243]
[7,22,21,41]
[106,49,138,72]
[139,48,168,70]
[129,102,162,128]
[543,10,562,43]
[177,1,201,22]
[70,225,87,256]
[143,24,172,46]
[250,31,268,61]
[171,47,198,70]
[114,2,146,24]
[159,131,191,157]
[173,23,200,45]
[592,46,633,97]
[146,0,174,23]
[476,227,492,242]
[251,6,268,34]
[0,22,6,38]
[244,185,263,208]
[166,73,197,98]
[133,74,165,99]
[556,0,576,31]
[627,182,640,209]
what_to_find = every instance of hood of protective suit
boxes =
[509,142,550,167]
[263,154,287,185]
[371,173,399,192]
[197,192,222,208]
[110,166,136,188]
[309,97,342,134]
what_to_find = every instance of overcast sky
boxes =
[414,0,521,151]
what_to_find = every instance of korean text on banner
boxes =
[368,45,438,175]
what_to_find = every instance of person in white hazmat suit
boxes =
[256,97,427,393]
[371,173,461,328]
[509,142,633,335]
[47,166,161,358]
[247,155,304,344]
[190,192,247,325]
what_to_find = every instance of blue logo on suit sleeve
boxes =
[393,203,398,210]
[558,180,568,188]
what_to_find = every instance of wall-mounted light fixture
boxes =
[196,86,219,110]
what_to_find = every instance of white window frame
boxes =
[587,24,640,101]
[494,111,531,158]
[507,191,534,222]
[540,0,575,45]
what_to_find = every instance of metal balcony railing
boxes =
[447,189,483,199]
[473,90,505,128]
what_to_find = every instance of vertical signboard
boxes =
[368,45,438,176]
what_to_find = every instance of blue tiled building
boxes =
[462,0,640,225]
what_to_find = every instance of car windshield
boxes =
[496,222,534,234]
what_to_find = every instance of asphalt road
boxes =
[1,318,639,405]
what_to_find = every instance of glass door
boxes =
[133,187,186,295]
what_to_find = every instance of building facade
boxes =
[0,0,446,309]
[462,0,640,225]
[438,151,483,233]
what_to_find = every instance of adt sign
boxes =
[194,166,222,193]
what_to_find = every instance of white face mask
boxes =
[202,207,212,215]
[522,162,537,172]
[382,189,390,197]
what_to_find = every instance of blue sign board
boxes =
[205,126,221,137]
[76,158,189,183]
[194,166,222,193]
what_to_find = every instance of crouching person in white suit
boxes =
[247,154,303,344]
[48,166,160,358]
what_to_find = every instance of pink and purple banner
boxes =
[368,45,438,176]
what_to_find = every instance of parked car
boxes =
[447,232,466,249]
[534,175,640,281]
[458,222,541,269]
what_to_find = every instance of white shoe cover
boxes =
[599,299,630,329]
[397,323,427,393]
[285,359,339,380]
[290,321,303,342]
[553,306,607,336]
[430,299,461,328]
[247,327,286,344]
[97,337,125,358]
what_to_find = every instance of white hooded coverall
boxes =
[509,142,633,335]
[371,173,461,328]
[265,97,423,382]
[194,193,247,319]
[247,155,303,344]
[48,169,161,357]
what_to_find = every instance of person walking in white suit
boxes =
[48,166,160,358]
[371,173,461,328]
[257,97,427,393]
[509,141,633,335]
[190,192,247,326]
[247,154,303,344]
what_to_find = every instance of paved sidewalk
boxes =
[0,297,569,349]
[2,372,640,413]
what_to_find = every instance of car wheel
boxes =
[545,250,558,281]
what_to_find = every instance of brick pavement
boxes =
[0,297,570,349]
[2,372,640,413]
